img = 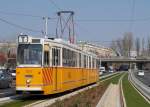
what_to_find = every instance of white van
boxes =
[100,67,106,73]
[99,67,105,75]
[138,71,144,76]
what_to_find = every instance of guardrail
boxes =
[129,71,150,103]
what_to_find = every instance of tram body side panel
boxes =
[60,67,79,92]
[59,67,98,92]
[16,67,99,95]
[88,69,98,84]
[55,67,91,92]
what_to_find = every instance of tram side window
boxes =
[92,58,95,69]
[84,55,86,68]
[72,51,77,67]
[86,56,88,68]
[62,48,67,66]
[95,59,97,69]
[79,53,81,67]
[62,48,77,67]
[96,59,99,69]
[44,51,49,66]
[89,56,91,69]
[52,48,60,66]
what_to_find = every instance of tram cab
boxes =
[16,34,99,95]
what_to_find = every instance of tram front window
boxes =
[17,44,42,65]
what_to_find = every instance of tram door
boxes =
[52,47,61,91]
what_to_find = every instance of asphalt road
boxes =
[0,88,15,98]
[134,71,150,87]
[0,80,16,98]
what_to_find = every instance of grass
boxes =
[122,74,150,107]
[0,95,41,107]
[0,100,36,107]
[102,72,123,85]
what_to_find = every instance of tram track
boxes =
[0,72,122,107]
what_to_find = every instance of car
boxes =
[99,67,106,75]
[138,71,144,76]
[99,67,106,72]
[109,66,114,73]
[0,69,13,88]
[10,69,16,80]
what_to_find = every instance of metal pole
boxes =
[45,17,48,38]
[43,17,49,38]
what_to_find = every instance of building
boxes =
[78,42,117,58]
[0,42,16,68]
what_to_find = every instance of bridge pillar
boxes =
[136,62,144,70]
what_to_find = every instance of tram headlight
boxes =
[26,79,31,84]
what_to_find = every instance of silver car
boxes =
[0,69,12,88]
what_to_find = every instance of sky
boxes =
[0,0,150,46]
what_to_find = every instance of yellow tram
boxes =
[16,34,99,95]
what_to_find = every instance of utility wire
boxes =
[0,17,41,33]
[74,22,100,42]
[48,0,62,10]
[130,0,136,31]
[76,17,150,22]
[0,10,42,18]
[0,10,57,20]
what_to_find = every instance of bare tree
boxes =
[141,38,145,56]
[135,37,140,56]
[0,52,7,66]
[110,40,117,51]
[116,38,124,56]
[123,32,133,57]
[122,35,129,56]
[110,32,134,57]
[147,37,150,56]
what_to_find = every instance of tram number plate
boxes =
[25,75,33,78]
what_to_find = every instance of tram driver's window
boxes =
[44,51,49,66]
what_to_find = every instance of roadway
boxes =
[0,88,15,98]
[0,80,16,98]
[134,71,150,87]
[130,70,150,101]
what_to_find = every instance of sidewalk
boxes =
[96,84,121,107]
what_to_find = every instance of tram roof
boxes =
[18,35,97,57]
